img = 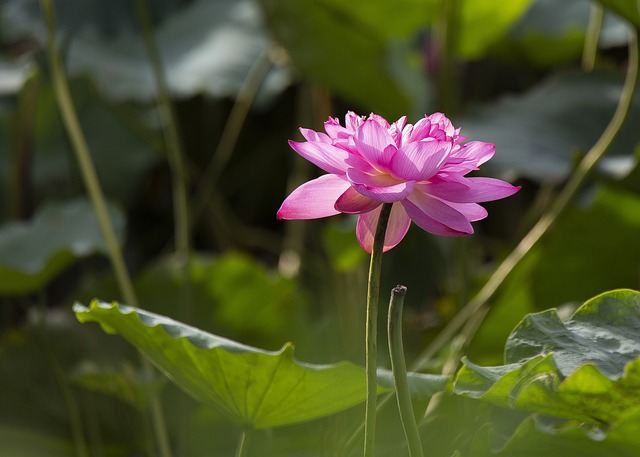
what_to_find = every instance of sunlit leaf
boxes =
[74,301,436,428]
[455,289,640,424]
[472,411,640,457]
[0,198,124,294]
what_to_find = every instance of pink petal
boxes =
[451,141,495,169]
[300,128,330,143]
[288,140,350,175]
[408,117,436,142]
[354,119,396,170]
[334,187,381,214]
[346,167,401,188]
[277,174,350,220]
[403,192,473,236]
[424,177,520,203]
[445,202,488,222]
[353,181,415,203]
[356,203,412,253]
[390,140,452,181]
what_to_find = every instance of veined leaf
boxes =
[454,289,640,424]
[74,301,447,428]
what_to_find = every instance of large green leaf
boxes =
[454,289,640,424]
[0,198,124,294]
[478,411,640,457]
[74,301,447,429]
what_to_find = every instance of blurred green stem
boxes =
[413,28,640,375]
[41,0,138,309]
[190,48,272,228]
[235,430,249,457]
[387,286,424,457]
[364,203,392,457]
[136,0,190,261]
[41,2,173,457]
[582,3,604,72]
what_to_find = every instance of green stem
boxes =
[388,286,424,457]
[40,0,138,309]
[582,3,604,72]
[364,203,393,457]
[235,430,249,457]
[135,0,190,261]
[42,3,174,456]
[412,28,640,374]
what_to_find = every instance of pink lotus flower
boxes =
[277,111,520,253]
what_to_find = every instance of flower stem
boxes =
[387,286,424,457]
[412,28,640,375]
[364,203,393,457]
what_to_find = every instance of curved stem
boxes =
[364,203,392,457]
[388,286,424,457]
[582,3,604,72]
[40,0,138,309]
[412,28,640,374]
[135,0,190,261]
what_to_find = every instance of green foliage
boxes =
[74,301,379,428]
[455,289,640,424]
[2,0,640,455]
[0,198,124,294]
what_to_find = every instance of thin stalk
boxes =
[40,0,138,309]
[388,286,424,457]
[190,48,272,228]
[412,29,640,374]
[582,3,604,72]
[364,203,393,457]
[41,3,174,456]
[135,0,190,261]
[235,430,249,457]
